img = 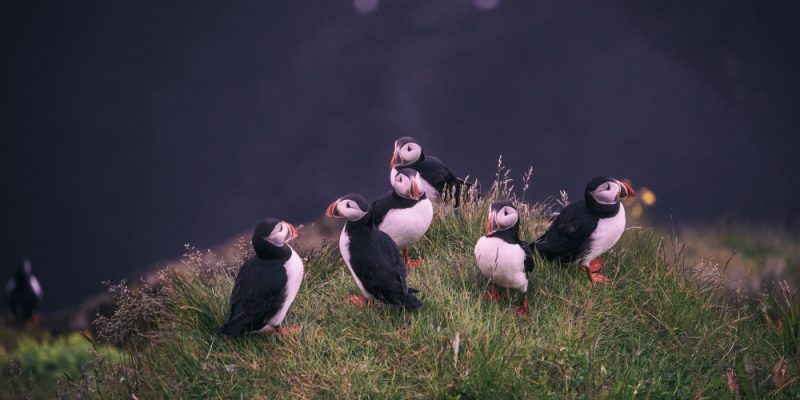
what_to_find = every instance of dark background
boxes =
[2,0,799,311]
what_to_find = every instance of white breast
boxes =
[29,276,42,299]
[267,246,304,327]
[582,205,627,266]
[378,199,434,249]
[474,236,528,292]
[339,227,371,299]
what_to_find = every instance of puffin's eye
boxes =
[606,183,611,190]
[278,225,283,232]
[503,209,508,216]
[406,145,411,151]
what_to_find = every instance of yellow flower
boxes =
[631,204,643,218]
[640,188,656,206]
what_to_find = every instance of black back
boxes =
[531,177,624,263]
[343,201,422,310]
[395,137,469,207]
[6,259,39,325]
[371,190,424,227]
[222,219,292,336]
[531,200,599,263]
[412,155,459,193]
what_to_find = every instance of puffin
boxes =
[372,167,434,269]
[474,202,533,316]
[5,258,42,327]
[531,177,636,283]
[221,218,303,336]
[326,193,422,310]
[389,137,470,208]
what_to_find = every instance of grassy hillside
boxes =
[55,172,797,399]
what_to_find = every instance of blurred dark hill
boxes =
[1,0,799,310]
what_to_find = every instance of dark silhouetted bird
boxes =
[6,258,42,327]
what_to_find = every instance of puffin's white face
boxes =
[328,198,368,221]
[392,141,422,167]
[486,204,519,234]
[392,171,422,200]
[266,222,299,246]
[590,180,623,205]
[494,205,519,230]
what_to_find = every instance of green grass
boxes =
[60,172,798,399]
[0,330,122,399]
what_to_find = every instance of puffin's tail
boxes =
[400,292,422,311]
[221,322,244,337]
[221,315,249,337]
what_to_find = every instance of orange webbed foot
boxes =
[512,304,528,317]
[402,249,423,272]
[583,258,611,284]
[589,273,611,284]
[512,294,528,317]
[407,258,424,268]
[482,286,502,302]
[276,326,303,337]
[347,295,371,307]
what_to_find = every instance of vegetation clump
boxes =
[43,164,799,398]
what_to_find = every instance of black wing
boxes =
[417,156,458,192]
[221,257,287,336]
[348,230,421,310]
[420,156,471,207]
[520,240,535,273]
[532,201,597,263]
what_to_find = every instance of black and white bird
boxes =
[389,137,470,208]
[474,202,533,316]
[531,177,636,283]
[372,167,434,269]
[5,258,42,327]
[326,193,422,310]
[221,218,303,336]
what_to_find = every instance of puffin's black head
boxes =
[390,136,423,169]
[585,176,636,206]
[325,193,372,222]
[15,258,32,279]
[252,218,299,258]
[392,168,424,201]
[485,201,521,235]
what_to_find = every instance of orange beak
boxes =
[390,147,399,169]
[325,199,341,218]
[409,177,421,200]
[284,222,299,242]
[620,181,636,199]
[485,211,497,234]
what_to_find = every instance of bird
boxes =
[372,167,434,270]
[221,218,303,337]
[5,258,42,327]
[474,201,533,316]
[531,177,636,283]
[326,193,422,310]
[389,136,470,208]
